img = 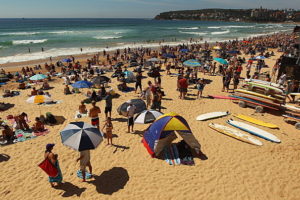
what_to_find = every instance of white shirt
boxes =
[127,105,136,118]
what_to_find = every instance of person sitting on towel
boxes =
[79,101,87,114]
[30,87,38,96]
[18,82,26,90]
[32,117,45,132]
[42,80,50,90]
[1,125,15,142]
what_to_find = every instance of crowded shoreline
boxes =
[0,28,300,200]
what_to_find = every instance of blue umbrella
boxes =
[29,74,47,81]
[180,49,189,53]
[71,80,93,88]
[62,58,72,62]
[183,59,201,67]
[60,122,103,151]
[162,53,176,58]
[213,57,228,65]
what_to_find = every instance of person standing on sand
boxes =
[126,100,136,133]
[102,117,113,145]
[44,144,63,187]
[89,101,101,129]
[178,76,188,99]
[79,101,87,114]
[103,91,113,119]
[76,149,92,182]
[135,72,142,94]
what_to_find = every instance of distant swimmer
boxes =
[80,48,83,52]
[41,47,44,52]
[28,47,31,53]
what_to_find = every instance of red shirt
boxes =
[178,78,188,88]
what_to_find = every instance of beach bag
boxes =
[38,159,58,177]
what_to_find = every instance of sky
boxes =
[0,0,299,18]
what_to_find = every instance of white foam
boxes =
[12,39,48,45]
[211,30,230,35]
[223,25,255,28]
[179,31,207,35]
[48,31,75,34]
[0,32,40,36]
[178,27,199,30]
[93,36,122,40]
[208,26,221,29]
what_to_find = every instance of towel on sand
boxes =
[74,111,89,119]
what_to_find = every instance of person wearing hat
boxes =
[126,100,136,133]
[44,144,63,187]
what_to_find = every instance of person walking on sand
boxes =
[102,117,113,145]
[44,144,63,187]
[76,149,92,182]
[103,91,113,119]
[178,76,188,99]
[89,101,101,129]
[126,100,136,133]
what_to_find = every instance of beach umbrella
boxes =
[62,58,72,62]
[162,53,176,58]
[29,74,47,81]
[134,110,163,124]
[71,80,93,88]
[117,99,147,117]
[147,58,160,62]
[213,46,221,50]
[26,95,52,104]
[183,59,201,67]
[255,56,266,60]
[60,122,103,151]
[92,76,110,85]
[213,57,228,65]
[180,49,189,53]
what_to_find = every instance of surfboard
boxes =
[208,95,238,100]
[286,111,300,117]
[283,104,300,112]
[230,95,279,110]
[227,119,281,143]
[209,123,263,146]
[290,93,300,96]
[245,79,281,88]
[233,114,279,129]
[246,82,284,94]
[234,92,282,106]
[196,111,230,121]
[283,114,300,122]
[235,89,283,102]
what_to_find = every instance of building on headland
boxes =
[155,8,300,22]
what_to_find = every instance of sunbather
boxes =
[79,101,87,114]
[32,117,45,132]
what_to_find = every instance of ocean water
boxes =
[0,18,295,64]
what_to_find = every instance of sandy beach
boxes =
[0,40,300,200]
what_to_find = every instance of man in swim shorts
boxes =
[89,101,101,129]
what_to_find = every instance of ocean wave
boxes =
[179,31,207,35]
[0,31,40,36]
[223,25,255,28]
[48,31,76,34]
[211,30,230,35]
[12,39,48,45]
[208,26,221,29]
[178,27,199,30]
[93,36,122,40]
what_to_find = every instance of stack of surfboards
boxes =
[208,114,281,145]
[232,79,286,111]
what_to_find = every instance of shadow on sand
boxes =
[88,167,129,195]
[54,182,86,197]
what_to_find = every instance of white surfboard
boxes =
[227,119,280,143]
[283,104,300,112]
[209,123,263,146]
[196,111,230,121]
[245,78,281,88]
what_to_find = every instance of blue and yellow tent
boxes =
[142,113,201,157]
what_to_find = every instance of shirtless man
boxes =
[79,101,87,114]
[89,101,101,129]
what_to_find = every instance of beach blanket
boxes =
[14,129,36,142]
[74,111,88,119]
[77,170,92,179]
[163,144,181,166]
[1,91,20,98]
[32,129,50,136]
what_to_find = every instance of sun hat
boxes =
[46,143,55,150]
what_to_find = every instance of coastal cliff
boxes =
[154,8,300,22]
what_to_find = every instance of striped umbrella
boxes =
[134,110,163,124]
[60,122,103,151]
[26,95,52,104]
[183,59,201,67]
[29,74,47,81]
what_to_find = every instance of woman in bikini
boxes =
[102,117,113,145]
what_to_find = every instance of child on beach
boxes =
[102,117,113,145]
[196,79,206,99]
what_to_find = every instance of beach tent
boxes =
[29,74,47,81]
[117,99,146,117]
[183,59,201,67]
[123,70,136,82]
[71,80,93,88]
[142,112,201,157]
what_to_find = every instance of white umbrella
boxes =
[134,110,163,124]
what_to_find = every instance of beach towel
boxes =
[32,129,50,136]
[1,91,20,98]
[163,144,180,166]
[74,111,88,119]
[77,170,92,179]
[14,129,36,142]
[40,100,63,106]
